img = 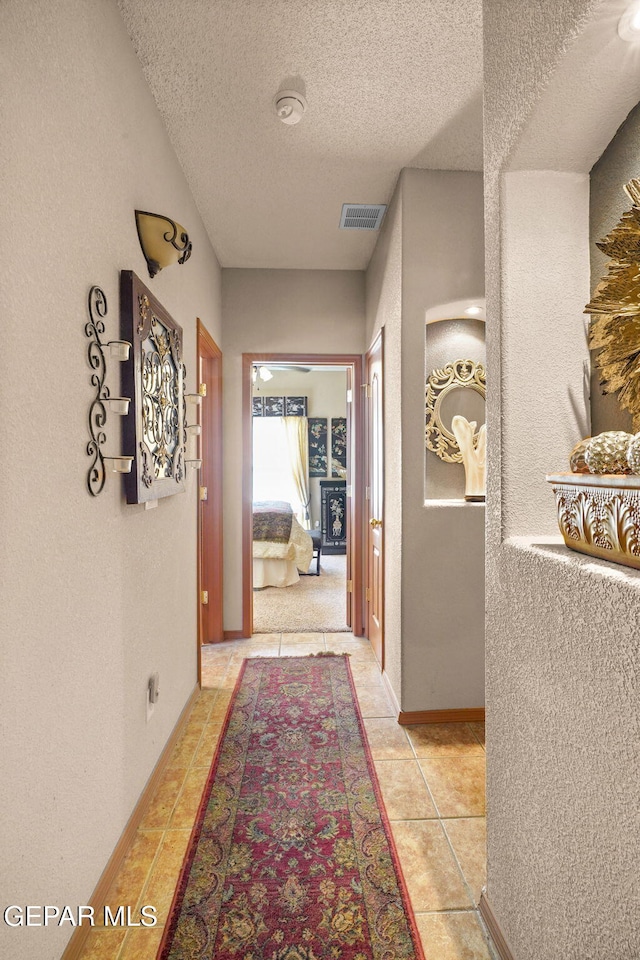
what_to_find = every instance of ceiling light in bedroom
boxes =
[252,365,274,383]
[618,2,640,41]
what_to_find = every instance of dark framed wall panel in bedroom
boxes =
[120,270,185,504]
[308,417,328,476]
[263,396,285,416]
[320,480,347,554]
[331,417,347,477]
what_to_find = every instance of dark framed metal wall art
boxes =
[331,417,347,477]
[308,417,328,477]
[252,396,308,417]
[263,396,285,417]
[120,270,186,503]
[284,396,307,416]
[320,479,347,554]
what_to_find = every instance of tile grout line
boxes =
[465,719,486,750]
[364,713,489,949]
[110,690,219,957]
[116,686,224,959]
[404,726,486,921]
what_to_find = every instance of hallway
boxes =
[78,636,493,960]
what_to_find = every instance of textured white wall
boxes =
[484,0,640,955]
[483,0,604,175]
[401,169,485,711]
[487,539,640,957]
[221,269,365,632]
[501,170,591,536]
[366,171,485,711]
[0,3,221,958]
[365,186,403,699]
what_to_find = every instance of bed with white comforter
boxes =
[252,501,313,588]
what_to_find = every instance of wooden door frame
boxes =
[197,320,224,660]
[365,329,384,668]
[241,353,365,638]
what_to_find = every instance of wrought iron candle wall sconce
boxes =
[135,210,192,279]
[86,286,134,496]
[184,386,205,469]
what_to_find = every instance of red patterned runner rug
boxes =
[159,655,425,960]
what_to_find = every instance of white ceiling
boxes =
[118,0,483,271]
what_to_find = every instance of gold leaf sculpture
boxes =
[586,178,640,430]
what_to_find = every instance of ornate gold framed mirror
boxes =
[425,359,486,462]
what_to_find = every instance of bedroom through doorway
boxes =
[250,360,351,634]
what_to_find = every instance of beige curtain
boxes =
[283,416,311,529]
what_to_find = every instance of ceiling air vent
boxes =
[339,204,387,230]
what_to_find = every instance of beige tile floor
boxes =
[78,634,496,960]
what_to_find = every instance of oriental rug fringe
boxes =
[159,655,424,960]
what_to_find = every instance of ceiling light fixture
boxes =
[618,2,640,41]
[464,305,482,316]
[274,90,307,125]
[252,365,274,383]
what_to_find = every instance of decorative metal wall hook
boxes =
[85,286,133,496]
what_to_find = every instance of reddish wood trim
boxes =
[345,365,354,631]
[350,354,365,637]
[223,630,249,641]
[364,329,384,661]
[378,333,384,657]
[241,354,366,638]
[61,684,200,960]
[397,707,485,725]
[241,355,254,639]
[197,320,224,649]
[478,892,516,960]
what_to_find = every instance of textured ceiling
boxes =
[118,0,483,270]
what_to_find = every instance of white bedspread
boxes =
[253,516,313,588]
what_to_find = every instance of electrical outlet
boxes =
[149,672,160,703]
[146,672,160,722]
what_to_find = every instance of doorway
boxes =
[241,353,365,638]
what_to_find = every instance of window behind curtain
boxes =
[252,417,301,515]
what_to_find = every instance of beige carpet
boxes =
[253,553,350,633]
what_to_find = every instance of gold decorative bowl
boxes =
[547,473,640,571]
